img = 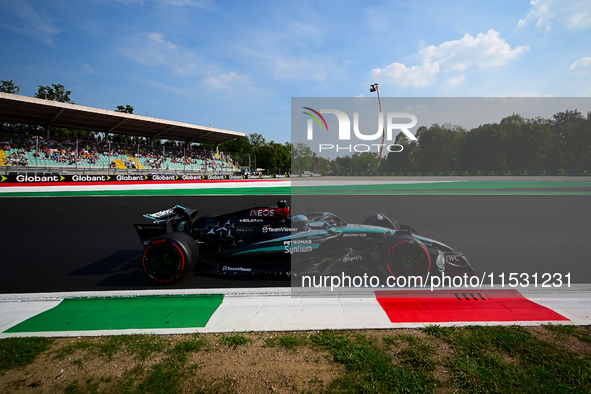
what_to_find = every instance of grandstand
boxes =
[0,92,247,176]
[0,140,241,175]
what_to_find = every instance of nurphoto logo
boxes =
[302,106,418,154]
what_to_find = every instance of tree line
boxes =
[213,134,291,174]
[294,111,591,174]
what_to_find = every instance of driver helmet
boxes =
[292,214,308,223]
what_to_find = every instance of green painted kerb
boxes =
[4,295,223,333]
[291,181,591,195]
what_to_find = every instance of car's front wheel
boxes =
[382,236,431,281]
[142,232,199,284]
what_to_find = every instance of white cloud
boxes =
[371,30,527,88]
[365,7,390,31]
[0,2,60,45]
[200,72,247,89]
[228,13,337,84]
[371,59,439,88]
[122,32,254,94]
[116,0,210,6]
[139,78,186,94]
[239,44,336,83]
[569,56,591,74]
[420,30,529,71]
[445,75,465,87]
[271,55,335,82]
[147,32,177,52]
[122,32,201,75]
[159,0,210,6]
[518,0,591,30]
[79,64,100,75]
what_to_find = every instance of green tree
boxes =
[1,79,22,132]
[511,117,552,170]
[292,143,313,174]
[0,79,20,94]
[312,154,330,174]
[257,141,290,174]
[383,133,418,172]
[332,155,353,175]
[460,123,510,171]
[498,114,525,169]
[351,152,378,173]
[35,83,74,103]
[416,124,465,171]
[218,136,252,154]
[248,133,266,153]
[216,135,292,173]
[551,109,586,168]
[579,112,591,168]
[116,105,134,114]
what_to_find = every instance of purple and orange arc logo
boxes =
[302,107,328,131]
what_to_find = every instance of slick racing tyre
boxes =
[142,232,199,284]
[383,236,431,280]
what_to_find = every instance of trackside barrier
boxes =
[342,169,591,177]
[0,173,290,185]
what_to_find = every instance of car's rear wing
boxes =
[134,223,168,246]
[135,205,199,245]
[143,205,198,223]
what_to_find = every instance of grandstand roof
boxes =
[0,92,245,145]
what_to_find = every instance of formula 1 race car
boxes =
[134,201,474,284]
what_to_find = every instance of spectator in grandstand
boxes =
[1,131,236,173]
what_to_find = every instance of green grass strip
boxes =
[2,181,591,197]
[0,186,292,197]
[4,295,223,333]
[292,181,591,195]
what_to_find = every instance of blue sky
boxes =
[1,0,590,143]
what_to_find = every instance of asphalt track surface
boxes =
[2,194,590,294]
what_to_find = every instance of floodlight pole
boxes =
[370,83,386,169]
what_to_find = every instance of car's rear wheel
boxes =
[383,236,431,280]
[142,232,199,284]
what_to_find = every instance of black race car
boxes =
[134,201,474,284]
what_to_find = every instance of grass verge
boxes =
[0,325,590,393]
